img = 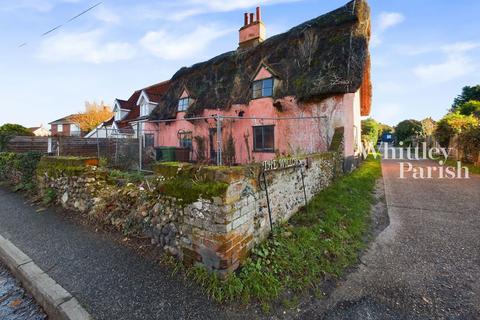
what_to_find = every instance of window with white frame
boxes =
[57,124,63,132]
[178,98,190,112]
[252,78,274,99]
[140,102,150,117]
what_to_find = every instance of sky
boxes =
[0,0,479,128]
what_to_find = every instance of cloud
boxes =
[93,6,120,24]
[378,12,405,31]
[413,56,476,84]
[134,0,302,21]
[412,41,479,83]
[37,30,135,63]
[0,0,80,12]
[140,25,233,60]
[371,12,405,48]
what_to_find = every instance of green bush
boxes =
[0,124,34,152]
[0,152,42,186]
[395,119,423,145]
[435,113,479,147]
[361,118,381,145]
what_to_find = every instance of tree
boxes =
[395,120,423,145]
[451,85,480,111]
[361,118,381,145]
[0,123,34,151]
[435,113,479,147]
[71,101,113,133]
[457,100,480,118]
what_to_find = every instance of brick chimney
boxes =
[239,7,266,50]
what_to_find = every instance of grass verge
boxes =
[168,156,382,307]
[443,159,480,175]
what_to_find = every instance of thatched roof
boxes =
[151,0,371,120]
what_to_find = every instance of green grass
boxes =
[443,159,480,175]
[171,156,382,305]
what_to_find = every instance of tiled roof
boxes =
[49,114,77,125]
[112,81,170,132]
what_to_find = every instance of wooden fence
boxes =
[5,136,50,153]
[6,136,145,170]
[6,136,131,157]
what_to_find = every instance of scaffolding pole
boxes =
[216,115,223,166]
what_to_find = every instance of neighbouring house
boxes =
[29,124,50,137]
[49,115,82,137]
[85,81,170,141]
[144,1,372,167]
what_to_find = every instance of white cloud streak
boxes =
[37,30,136,63]
[413,41,479,83]
[0,0,80,12]
[134,0,302,21]
[371,11,405,48]
[140,25,234,60]
[378,12,405,31]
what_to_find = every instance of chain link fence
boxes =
[91,115,329,172]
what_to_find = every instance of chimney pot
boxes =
[256,7,261,22]
[244,13,248,26]
[249,13,254,24]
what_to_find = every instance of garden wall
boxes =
[0,129,345,274]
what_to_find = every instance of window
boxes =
[253,125,274,152]
[144,134,155,148]
[178,131,193,149]
[57,124,63,133]
[252,78,274,99]
[178,98,190,112]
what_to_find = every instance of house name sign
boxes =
[262,157,307,172]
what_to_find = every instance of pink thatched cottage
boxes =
[146,0,372,169]
[99,0,372,169]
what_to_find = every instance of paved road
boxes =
[299,159,480,319]
[0,188,256,320]
[0,263,46,320]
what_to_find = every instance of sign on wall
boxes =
[262,157,306,172]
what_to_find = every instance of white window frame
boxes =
[57,124,63,133]
[178,98,190,112]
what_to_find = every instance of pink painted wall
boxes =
[146,92,360,165]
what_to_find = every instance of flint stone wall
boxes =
[34,145,343,274]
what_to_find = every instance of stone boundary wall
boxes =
[0,129,345,274]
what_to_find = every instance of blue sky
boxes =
[0,0,479,127]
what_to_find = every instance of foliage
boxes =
[194,136,207,162]
[223,134,236,166]
[395,119,423,145]
[443,159,480,175]
[435,112,479,147]
[420,117,436,137]
[361,118,380,145]
[379,123,394,135]
[0,124,34,151]
[108,169,145,183]
[457,126,480,164]
[161,177,229,206]
[42,188,57,205]
[70,101,113,133]
[451,85,480,111]
[0,152,42,192]
[181,156,381,305]
[457,100,480,118]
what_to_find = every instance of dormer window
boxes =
[140,102,149,117]
[252,78,273,99]
[178,98,190,112]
